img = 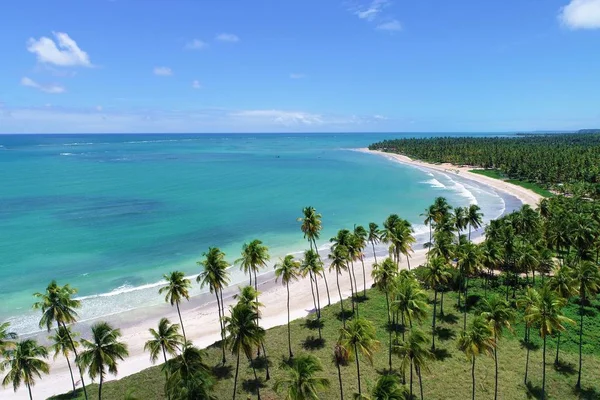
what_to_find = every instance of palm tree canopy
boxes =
[339,318,380,365]
[144,318,184,364]
[394,328,433,374]
[236,239,270,276]
[368,222,382,244]
[467,204,484,231]
[159,271,191,306]
[372,258,397,292]
[79,321,129,381]
[33,280,81,331]
[570,261,600,301]
[548,266,578,299]
[394,280,429,325]
[197,247,230,293]
[524,286,575,339]
[457,316,495,360]
[421,256,451,291]
[48,325,79,360]
[328,245,349,275]
[275,255,301,285]
[372,374,409,400]
[1,339,50,392]
[458,243,481,276]
[0,322,17,352]
[165,344,214,400]
[480,296,514,339]
[299,206,323,242]
[224,303,264,359]
[273,354,330,400]
[301,249,323,278]
[233,285,263,314]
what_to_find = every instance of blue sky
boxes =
[0,0,599,133]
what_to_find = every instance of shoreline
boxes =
[2,149,540,399]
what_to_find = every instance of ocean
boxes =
[0,133,518,334]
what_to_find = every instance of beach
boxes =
[0,148,543,399]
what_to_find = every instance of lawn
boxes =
[51,275,600,400]
[469,169,554,198]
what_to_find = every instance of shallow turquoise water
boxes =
[0,133,512,333]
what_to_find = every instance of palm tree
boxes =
[164,343,215,400]
[273,354,330,400]
[198,247,231,364]
[394,328,432,400]
[481,296,514,400]
[394,279,429,330]
[571,261,600,389]
[480,240,501,297]
[422,204,437,259]
[457,316,495,400]
[236,239,270,292]
[432,197,452,224]
[224,303,265,400]
[301,250,323,332]
[354,224,370,297]
[517,287,541,385]
[339,317,380,398]
[466,204,484,241]
[332,344,349,400]
[159,271,192,343]
[421,256,451,351]
[48,326,79,394]
[274,255,301,358]
[397,221,416,271]
[329,245,350,327]
[299,206,331,305]
[372,258,398,370]
[79,321,129,400]
[525,286,574,400]
[371,374,409,400]
[458,242,481,330]
[33,280,88,400]
[144,317,184,397]
[0,322,17,353]
[1,339,49,400]
[368,222,382,264]
[547,265,577,365]
[331,229,357,312]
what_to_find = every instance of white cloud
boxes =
[192,80,202,89]
[153,67,173,76]
[559,0,600,29]
[20,77,65,94]
[232,109,323,125]
[96,105,103,112]
[373,114,388,120]
[216,33,240,43]
[354,0,390,21]
[289,73,306,79]
[185,39,208,50]
[376,19,402,32]
[27,32,92,67]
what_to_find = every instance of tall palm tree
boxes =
[354,224,369,297]
[481,296,514,400]
[453,206,468,235]
[48,326,79,394]
[457,316,495,400]
[0,321,17,353]
[144,317,184,397]
[159,271,192,343]
[198,247,231,364]
[372,258,398,370]
[1,339,49,400]
[79,321,129,400]
[299,206,331,305]
[397,220,416,271]
[224,303,265,400]
[301,249,323,322]
[525,286,574,400]
[274,255,301,358]
[421,256,451,351]
[329,245,350,327]
[571,261,600,389]
[236,239,270,293]
[368,222,382,264]
[371,374,409,400]
[33,280,88,400]
[480,240,501,297]
[432,197,452,224]
[164,343,215,400]
[332,343,349,400]
[422,204,437,259]
[273,354,330,400]
[517,287,541,385]
[458,242,481,330]
[339,317,380,398]
[466,204,484,241]
[394,328,432,400]
[331,229,357,312]
[394,279,429,330]
[547,265,577,365]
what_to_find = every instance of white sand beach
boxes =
[2,151,542,399]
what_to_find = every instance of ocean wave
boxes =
[420,178,446,189]
[60,152,74,156]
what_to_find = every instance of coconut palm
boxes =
[432,197,452,224]
[457,242,481,330]
[457,316,495,400]
[481,296,514,400]
[299,206,331,305]
[354,224,369,297]
[0,322,17,353]
[421,256,451,351]
[274,255,301,358]
[372,258,398,369]
[78,321,129,400]
[371,374,409,400]
[1,339,49,400]
[339,317,380,398]
[397,220,416,271]
[48,326,79,394]
[525,286,574,400]
[394,279,429,330]
[197,247,231,364]
[164,343,215,400]
[422,204,437,258]
[224,303,265,400]
[273,354,330,400]
[480,240,502,297]
[368,222,382,264]
[144,317,184,397]
[159,271,192,343]
[466,204,484,241]
[547,265,577,365]
[331,229,358,311]
[571,261,600,389]
[332,344,349,400]
[517,287,541,385]
[236,239,270,292]
[453,206,468,235]
[33,281,88,400]
[394,328,432,400]
[329,245,350,327]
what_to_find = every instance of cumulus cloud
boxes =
[27,32,92,67]
[289,73,306,79]
[185,39,208,50]
[354,0,390,21]
[20,77,65,94]
[153,67,173,76]
[559,0,600,29]
[216,33,240,42]
[192,80,202,89]
[376,19,402,32]
[232,109,323,125]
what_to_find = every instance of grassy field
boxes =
[51,276,600,400]
[469,169,554,198]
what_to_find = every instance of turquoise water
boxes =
[0,133,514,333]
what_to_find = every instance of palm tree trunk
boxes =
[286,282,293,359]
[409,359,413,398]
[347,264,355,314]
[65,354,76,394]
[308,271,318,315]
[99,374,103,400]
[355,345,362,396]
[162,345,171,400]
[463,277,469,331]
[371,241,378,264]
[60,321,89,400]
[336,272,346,329]
[576,302,584,388]
[524,327,530,385]
[432,290,438,351]
[385,291,392,370]
[252,362,262,400]
[468,224,472,242]
[219,287,227,359]
[360,257,367,297]
[427,225,432,262]
[312,238,331,306]
[337,362,344,400]
[401,313,405,341]
[471,357,476,400]
[350,261,359,317]
[215,290,226,365]
[313,273,322,340]
[494,335,499,400]
[542,335,547,400]
[417,365,424,400]
[555,332,561,365]
[260,340,270,380]
[406,254,412,271]
[440,291,445,317]
[232,351,240,400]
[27,383,33,400]
[254,270,258,292]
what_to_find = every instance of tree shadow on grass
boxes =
[520,340,540,351]
[554,360,577,376]
[465,294,481,310]
[354,294,369,303]
[212,364,233,380]
[336,309,355,322]
[242,377,266,395]
[305,318,325,330]
[432,348,452,361]
[386,321,406,335]
[525,381,543,399]
[251,355,271,372]
[435,327,456,341]
[302,336,326,350]
[574,386,600,400]
[48,389,86,400]
[376,367,402,377]
[440,313,459,324]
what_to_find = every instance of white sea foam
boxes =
[59,152,74,156]
[421,178,446,188]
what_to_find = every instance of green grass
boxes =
[51,277,600,400]
[469,169,554,197]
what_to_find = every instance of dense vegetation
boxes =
[369,133,600,196]
[2,193,600,400]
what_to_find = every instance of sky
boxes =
[0,0,599,133]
